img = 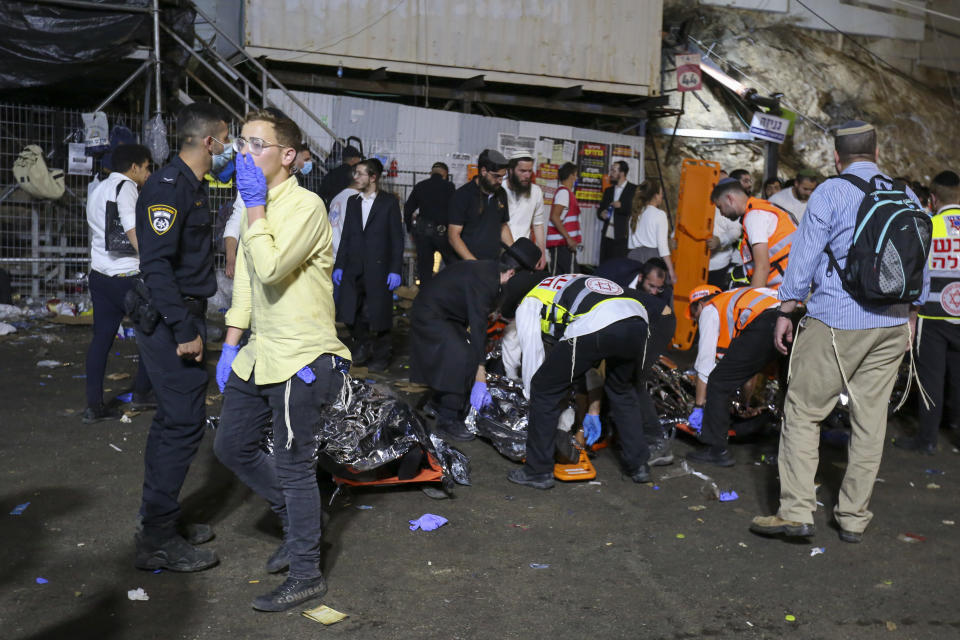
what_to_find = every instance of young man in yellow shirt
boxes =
[213,111,351,612]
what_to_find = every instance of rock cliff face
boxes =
[649,3,960,200]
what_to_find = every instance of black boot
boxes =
[252,575,328,612]
[134,533,219,572]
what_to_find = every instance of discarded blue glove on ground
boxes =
[470,381,492,411]
[687,407,704,434]
[583,413,602,446]
[719,490,739,502]
[386,272,402,291]
[216,344,240,392]
[409,513,448,531]
[235,152,267,207]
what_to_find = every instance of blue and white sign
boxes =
[749,112,789,144]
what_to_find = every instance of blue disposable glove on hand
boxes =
[583,413,602,446]
[687,407,704,434]
[332,268,343,286]
[235,152,268,208]
[216,344,240,392]
[470,380,492,411]
[386,272,402,291]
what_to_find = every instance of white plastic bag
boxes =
[145,114,169,165]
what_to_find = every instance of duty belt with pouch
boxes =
[124,277,159,335]
[416,218,447,240]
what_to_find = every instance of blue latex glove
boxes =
[470,380,492,411]
[216,344,240,392]
[332,268,343,286]
[235,152,268,207]
[409,513,448,531]
[687,407,704,434]
[296,366,315,384]
[386,272,402,291]
[583,413,602,446]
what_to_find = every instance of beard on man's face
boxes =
[508,171,532,197]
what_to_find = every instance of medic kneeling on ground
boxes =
[685,285,787,467]
[507,273,659,489]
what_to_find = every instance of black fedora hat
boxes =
[501,237,541,271]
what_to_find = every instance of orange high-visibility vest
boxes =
[707,286,781,353]
[740,197,797,286]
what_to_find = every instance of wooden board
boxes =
[672,159,722,350]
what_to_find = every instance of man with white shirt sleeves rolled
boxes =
[503,151,547,270]
[768,170,818,223]
[751,120,930,543]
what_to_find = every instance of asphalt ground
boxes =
[2,320,959,640]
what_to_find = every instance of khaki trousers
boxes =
[777,317,909,532]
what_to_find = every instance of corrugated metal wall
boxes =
[269,89,645,266]
[246,0,661,96]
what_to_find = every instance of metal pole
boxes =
[262,69,268,109]
[764,141,779,187]
[184,69,245,121]
[143,65,153,143]
[94,60,153,116]
[28,0,150,12]
[152,0,162,117]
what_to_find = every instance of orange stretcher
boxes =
[554,450,597,481]
[672,158,722,350]
[331,452,446,488]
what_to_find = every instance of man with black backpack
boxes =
[750,120,931,544]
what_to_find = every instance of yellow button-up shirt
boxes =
[226,175,350,384]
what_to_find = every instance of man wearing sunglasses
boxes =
[214,110,350,612]
[133,102,231,574]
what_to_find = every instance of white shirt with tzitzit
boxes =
[87,172,139,276]
[504,182,545,241]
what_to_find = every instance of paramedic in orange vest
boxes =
[546,162,582,275]
[684,285,784,466]
[712,177,797,288]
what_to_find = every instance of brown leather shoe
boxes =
[750,514,815,538]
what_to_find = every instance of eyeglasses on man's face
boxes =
[233,136,286,156]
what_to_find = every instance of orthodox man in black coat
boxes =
[333,158,404,371]
[409,237,541,442]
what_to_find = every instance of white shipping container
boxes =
[245,0,662,97]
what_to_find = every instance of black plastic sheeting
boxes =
[259,377,471,487]
[0,1,195,95]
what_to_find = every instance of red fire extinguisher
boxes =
[388,159,398,177]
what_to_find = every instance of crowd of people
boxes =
[81,102,958,612]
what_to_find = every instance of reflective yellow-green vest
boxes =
[524,274,645,339]
[919,207,960,320]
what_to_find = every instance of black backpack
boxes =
[825,174,931,306]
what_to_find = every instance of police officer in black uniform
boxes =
[132,103,231,572]
[404,161,456,286]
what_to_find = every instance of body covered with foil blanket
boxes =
[263,377,470,485]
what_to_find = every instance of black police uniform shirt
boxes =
[447,177,510,260]
[404,172,456,231]
[136,155,217,344]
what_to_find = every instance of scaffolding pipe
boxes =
[152,0,162,117]
[162,24,255,111]
[183,69,244,121]
[28,0,150,13]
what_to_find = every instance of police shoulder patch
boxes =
[148,204,177,235]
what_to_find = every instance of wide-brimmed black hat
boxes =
[501,237,541,272]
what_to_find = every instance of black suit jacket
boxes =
[597,181,637,241]
[334,190,404,332]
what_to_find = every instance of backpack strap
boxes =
[834,173,873,194]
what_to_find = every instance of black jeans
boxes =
[414,228,453,287]
[708,268,732,290]
[135,313,208,540]
[600,237,628,263]
[86,270,151,408]
[549,245,578,275]
[700,310,782,447]
[915,319,960,445]
[636,312,677,440]
[350,281,392,366]
[524,317,651,476]
[215,355,343,579]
